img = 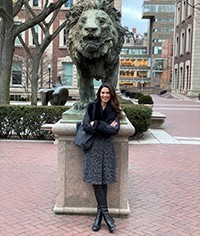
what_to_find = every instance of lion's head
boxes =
[66,0,125,62]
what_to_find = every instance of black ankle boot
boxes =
[101,206,116,233]
[92,208,102,231]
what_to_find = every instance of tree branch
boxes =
[17,34,33,59]
[13,0,67,38]
[13,0,24,17]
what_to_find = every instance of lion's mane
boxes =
[66,0,125,64]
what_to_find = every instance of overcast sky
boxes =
[121,0,148,35]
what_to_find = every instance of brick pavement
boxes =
[1,141,200,236]
[152,95,200,138]
[1,95,200,236]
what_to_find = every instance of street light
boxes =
[48,64,51,88]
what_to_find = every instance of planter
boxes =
[144,104,154,109]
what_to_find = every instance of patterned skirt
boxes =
[83,136,116,185]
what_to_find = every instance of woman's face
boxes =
[100,87,111,104]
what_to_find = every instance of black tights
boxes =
[93,184,108,208]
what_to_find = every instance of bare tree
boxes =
[13,53,52,101]
[18,1,68,105]
[0,0,67,105]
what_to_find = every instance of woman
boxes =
[82,83,122,233]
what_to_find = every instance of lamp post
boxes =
[48,64,51,88]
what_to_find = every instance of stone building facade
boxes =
[142,0,175,87]
[172,0,200,98]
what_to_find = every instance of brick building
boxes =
[160,38,173,89]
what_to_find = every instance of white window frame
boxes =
[186,24,192,53]
[12,61,23,85]
[180,30,185,56]
[179,62,184,90]
[62,62,73,87]
[14,20,25,47]
[175,33,179,57]
[176,3,181,26]
[28,24,42,46]
[59,20,67,47]
[181,0,186,22]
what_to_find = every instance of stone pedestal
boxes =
[52,117,135,216]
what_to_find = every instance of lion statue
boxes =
[66,0,125,109]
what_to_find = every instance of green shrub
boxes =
[138,95,154,104]
[121,104,152,136]
[117,95,133,105]
[135,92,144,99]
[0,105,70,139]
[0,102,152,139]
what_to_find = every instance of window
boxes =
[180,30,185,56]
[15,36,21,45]
[62,63,73,86]
[29,24,41,46]
[33,0,39,6]
[138,59,148,67]
[144,4,175,13]
[59,22,67,47]
[137,71,147,77]
[175,34,179,57]
[64,0,73,8]
[186,25,192,53]
[181,1,186,22]
[14,21,25,46]
[12,62,22,85]
[33,25,39,45]
[153,46,162,55]
[156,18,174,23]
[187,0,193,17]
[179,65,184,90]
[30,0,40,7]
[176,3,181,26]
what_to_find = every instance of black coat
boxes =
[82,100,120,137]
[82,100,120,185]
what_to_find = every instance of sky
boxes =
[121,0,148,35]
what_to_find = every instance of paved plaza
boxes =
[0,95,200,236]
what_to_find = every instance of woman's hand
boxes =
[110,121,118,127]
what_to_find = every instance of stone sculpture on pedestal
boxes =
[52,0,135,217]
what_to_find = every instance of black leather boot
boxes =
[92,208,102,231]
[101,206,116,233]
[93,185,115,232]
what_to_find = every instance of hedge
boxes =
[0,105,69,139]
[138,95,154,104]
[121,104,152,136]
[0,102,152,139]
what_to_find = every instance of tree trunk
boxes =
[0,20,15,104]
[31,55,41,105]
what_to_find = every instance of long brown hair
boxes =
[96,83,123,119]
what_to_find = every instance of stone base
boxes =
[61,108,86,123]
[54,202,130,217]
[52,117,135,217]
